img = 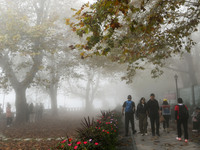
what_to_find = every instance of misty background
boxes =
[0,0,200,122]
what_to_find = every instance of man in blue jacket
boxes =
[122,95,136,136]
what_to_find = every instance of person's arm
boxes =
[122,107,125,116]
[174,105,178,122]
[132,102,135,113]
[122,102,126,116]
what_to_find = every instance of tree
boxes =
[66,55,124,112]
[0,0,57,123]
[67,0,200,83]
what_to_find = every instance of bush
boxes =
[51,110,121,150]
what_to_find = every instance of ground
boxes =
[0,112,199,150]
[0,112,84,150]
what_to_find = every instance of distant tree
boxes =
[67,0,200,83]
[66,56,124,112]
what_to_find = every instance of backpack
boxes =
[162,105,171,115]
[179,105,189,120]
[125,101,134,113]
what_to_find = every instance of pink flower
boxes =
[68,144,72,146]
[95,142,99,145]
[61,140,67,143]
[89,139,92,142]
[77,141,81,145]
[74,146,78,149]
[83,141,87,144]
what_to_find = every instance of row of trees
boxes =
[0,0,125,123]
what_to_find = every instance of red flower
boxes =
[61,140,66,143]
[107,131,109,134]
[68,138,72,142]
[74,146,78,149]
[95,142,99,145]
[83,141,87,144]
[77,141,81,145]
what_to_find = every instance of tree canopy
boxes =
[67,0,200,83]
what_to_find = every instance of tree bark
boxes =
[49,83,58,116]
[14,87,27,123]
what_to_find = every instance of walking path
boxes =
[118,117,200,150]
[133,128,199,150]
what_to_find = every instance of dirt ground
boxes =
[0,112,87,150]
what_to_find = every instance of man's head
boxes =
[127,95,132,101]
[177,98,183,103]
[150,93,155,100]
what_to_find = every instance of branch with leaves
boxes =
[66,0,200,83]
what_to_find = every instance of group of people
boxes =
[0,102,44,127]
[26,103,44,123]
[122,93,193,143]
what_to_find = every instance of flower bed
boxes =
[50,110,121,150]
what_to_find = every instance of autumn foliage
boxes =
[67,0,200,82]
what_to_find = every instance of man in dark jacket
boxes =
[122,95,136,136]
[147,93,160,136]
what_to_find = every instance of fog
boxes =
[0,0,200,125]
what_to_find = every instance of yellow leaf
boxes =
[75,9,82,15]
[66,18,70,25]
[71,8,77,11]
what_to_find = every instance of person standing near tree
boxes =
[175,98,189,143]
[122,95,136,136]
[147,93,160,136]
[6,103,12,127]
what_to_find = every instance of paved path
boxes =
[133,118,200,150]
[118,117,200,150]
[134,129,199,150]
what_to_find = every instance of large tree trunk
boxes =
[49,83,58,116]
[14,87,27,123]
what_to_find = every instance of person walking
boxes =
[147,93,160,136]
[136,97,148,136]
[6,103,12,127]
[160,99,171,133]
[122,95,136,136]
[191,107,199,132]
[175,98,189,143]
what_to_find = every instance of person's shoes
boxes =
[145,133,148,136]
[178,138,182,141]
[192,130,197,132]
[184,139,188,143]
[176,137,179,140]
[133,130,137,134]
[163,129,166,132]
[166,128,169,133]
